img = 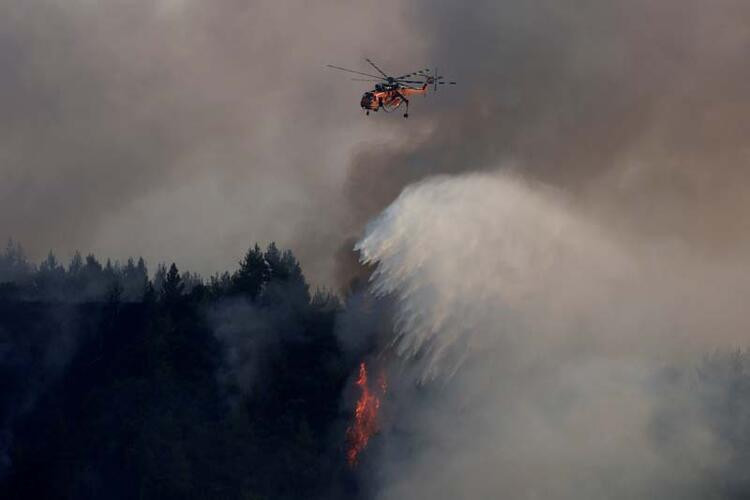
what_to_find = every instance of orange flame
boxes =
[346,361,386,467]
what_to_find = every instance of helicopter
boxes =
[327,58,456,118]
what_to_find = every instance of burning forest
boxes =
[4,0,750,498]
[346,361,387,467]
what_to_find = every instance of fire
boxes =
[346,361,386,467]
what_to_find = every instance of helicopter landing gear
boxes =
[400,94,410,118]
[366,110,369,116]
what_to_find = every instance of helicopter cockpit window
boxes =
[361,92,375,108]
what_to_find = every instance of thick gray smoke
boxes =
[342,5,750,491]
[0,0,421,286]
[7,1,748,288]
[342,8,750,494]
[356,173,750,499]
[345,0,750,261]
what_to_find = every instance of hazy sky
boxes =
[2,0,749,287]
[0,0,429,286]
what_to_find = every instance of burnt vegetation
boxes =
[0,240,358,500]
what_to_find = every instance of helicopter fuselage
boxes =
[360,83,428,113]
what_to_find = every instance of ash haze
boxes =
[4,0,750,287]
[347,0,750,258]
[0,0,426,286]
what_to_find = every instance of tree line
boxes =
[0,240,359,500]
[2,239,750,498]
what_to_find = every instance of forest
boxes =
[2,238,750,499]
[0,240,362,500]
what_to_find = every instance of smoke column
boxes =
[356,172,750,499]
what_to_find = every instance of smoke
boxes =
[4,1,750,288]
[344,0,750,262]
[0,0,423,286]
[209,288,309,400]
[339,4,750,491]
[356,172,750,499]
[209,298,281,398]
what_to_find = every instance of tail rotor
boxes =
[427,68,457,92]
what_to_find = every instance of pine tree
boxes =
[265,242,284,280]
[160,263,184,303]
[142,279,157,304]
[0,239,32,283]
[36,251,66,300]
[261,244,310,306]
[136,257,148,277]
[66,251,85,300]
[231,244,270,299]
[81,254,105,300]
[68,251,83,275]
[153,263,167,294]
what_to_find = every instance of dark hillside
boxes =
[0,242,356,500]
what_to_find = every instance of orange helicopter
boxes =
[327,58,456,118]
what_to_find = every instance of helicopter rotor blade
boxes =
[365,58,389,78]
[326,65,384,80]
[351,78,383,81]
[395,68,431,79]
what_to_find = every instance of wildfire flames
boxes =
[346,361,387,467]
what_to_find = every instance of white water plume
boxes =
[355,172,750,499]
